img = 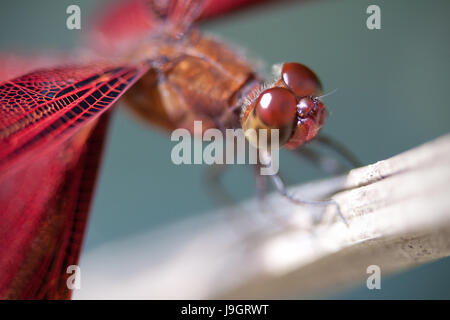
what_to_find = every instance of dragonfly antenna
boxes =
[318,88,338,100]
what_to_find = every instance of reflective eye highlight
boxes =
[255,87,297,127]
[297,97,315,117]
[281,62,322,97]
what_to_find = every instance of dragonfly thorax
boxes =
[123,28,259,136]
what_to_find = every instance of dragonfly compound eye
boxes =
[242,87,298,148]
[255,87,297,128]
[281,62,322,97]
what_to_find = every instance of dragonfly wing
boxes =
[0,62,149,171]
[91,0,269,51]
[0,61,149,299]
[201,0,277,18]
[90,0,156,52]
[0,53,67,83]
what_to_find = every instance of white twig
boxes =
[75,134,450,299]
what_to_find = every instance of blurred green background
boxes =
[1,0,449,299]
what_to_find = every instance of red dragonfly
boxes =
[0,0,358,299]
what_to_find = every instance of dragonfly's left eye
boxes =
[281,62,322,97]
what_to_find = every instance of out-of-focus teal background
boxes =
[1,0,449,299]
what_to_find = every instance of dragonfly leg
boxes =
[254,163,276,215]
[293,146,349,175]
[254,163,269,201]
[204,164,234,205]
[269,171,348,226]
[253,164,302,230]
[315,134,363,168]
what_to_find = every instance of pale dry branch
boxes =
[75,134,450,299]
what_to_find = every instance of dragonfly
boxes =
[0,0,360,299]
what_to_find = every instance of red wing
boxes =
[0,61,149,299]
[201,0,277,18]
[0,62,149,172]
[91,0,271,51]
[0,53,65,83]
[89,0,156,52]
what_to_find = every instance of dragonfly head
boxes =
[242,62,325,150]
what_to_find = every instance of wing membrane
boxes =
[0,62,149,173]
[0,61,149,299]
[91,0,268,51]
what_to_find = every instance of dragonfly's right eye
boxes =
[255,87,297,128]
[281,62,322,97]
[242,87,298,148]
